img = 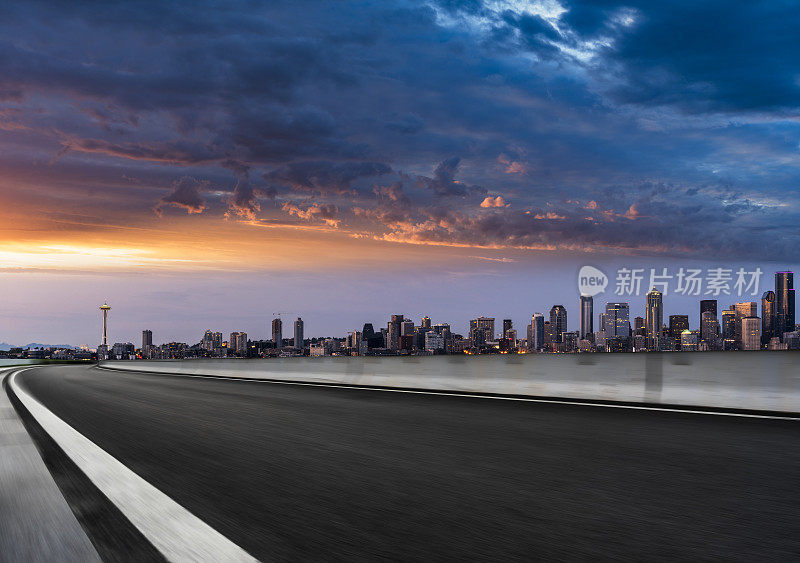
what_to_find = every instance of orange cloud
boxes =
[497,154,527,174]
[480,196,509,208]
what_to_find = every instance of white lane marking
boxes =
[8,368,259,563]
[96,366,800,421]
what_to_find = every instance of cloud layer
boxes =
[1,0,799,262]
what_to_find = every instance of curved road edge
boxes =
[6,366,259,562]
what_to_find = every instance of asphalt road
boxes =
[16,364,800,561]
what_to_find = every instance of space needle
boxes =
[99,302,111,358]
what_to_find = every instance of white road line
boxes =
[8,368,259,563]
[96,366,800,421]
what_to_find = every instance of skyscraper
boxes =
[229,332,247,355]
[502,319,513,338]
[669,315,689,341]
[528,313,545,351]
[721,308,736,340]
[421,316,432,330]
[142,329,152,349]
[388,314,404,350]
[272,317,283,348]
[700,299,717,319]
[294,317,304,349]
[775,271,795,340]
[645,288,663,350]
[604,302,630,339]
[734,302,757,348]
[469,317,495,347]
[741,316,762,350]
[700,311,720,347]
[549,305,567,349]
[579,295,593,341]
[761,291,775,344]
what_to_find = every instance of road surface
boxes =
[13,363,800,560]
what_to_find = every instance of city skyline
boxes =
[3,262,796,349]
[33,269,790,358]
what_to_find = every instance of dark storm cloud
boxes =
[590,1,800,114]
[1,0,799,260]
[265,161,393,194]
[155,176,206,216]
[418,157,486,198]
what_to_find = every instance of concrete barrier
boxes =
[103,352,800,413]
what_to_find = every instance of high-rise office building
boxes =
[700,299,717,323]
[700,311,720,347]
[528,313,545,351]
[604,302,630,339]
[549,305,567,349]
[388,314,404,350]
[502,319,513,338]
[669,315,689,341]
[401,319,415,336]
[468,316,495,347]
[142,329,152,349]
[734,302,757,348]
[761,291,775,344]
[721,308,736,340]
[680,330,699,351]
[579,295,593,340]
[543,320,552,349]
[424,330,445,351]
[645,288,663,350]
[421,316,432,330]
[775,271,795,340]
[272,317,283,348]
[294,317,304,349]
[633,316,645,339]
[741,316,762,350]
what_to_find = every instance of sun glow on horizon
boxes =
[0,244,196,271]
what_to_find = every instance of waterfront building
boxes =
[700,311,720,348]
[604,303,630,341]
[142,329,152,349]
[680,330,699,351]
[721,309,736,341]
[388,314,404,350]
[527,313,545,351]
[761,291,775,344]
[775,271,795,341]
[669,315,690,346]
[271,317,283,348]
[645,288,663,350]
[579,295,593,341]
[734,302,758,349]
[741,316,762,350]
[294,317,304,349]
[549,306,567,351]
[700,299,717,325]
[425,330,445,352]
[229,331,248,355]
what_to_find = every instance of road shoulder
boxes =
[0,367,101,562]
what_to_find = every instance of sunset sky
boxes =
[2,0,799,346]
